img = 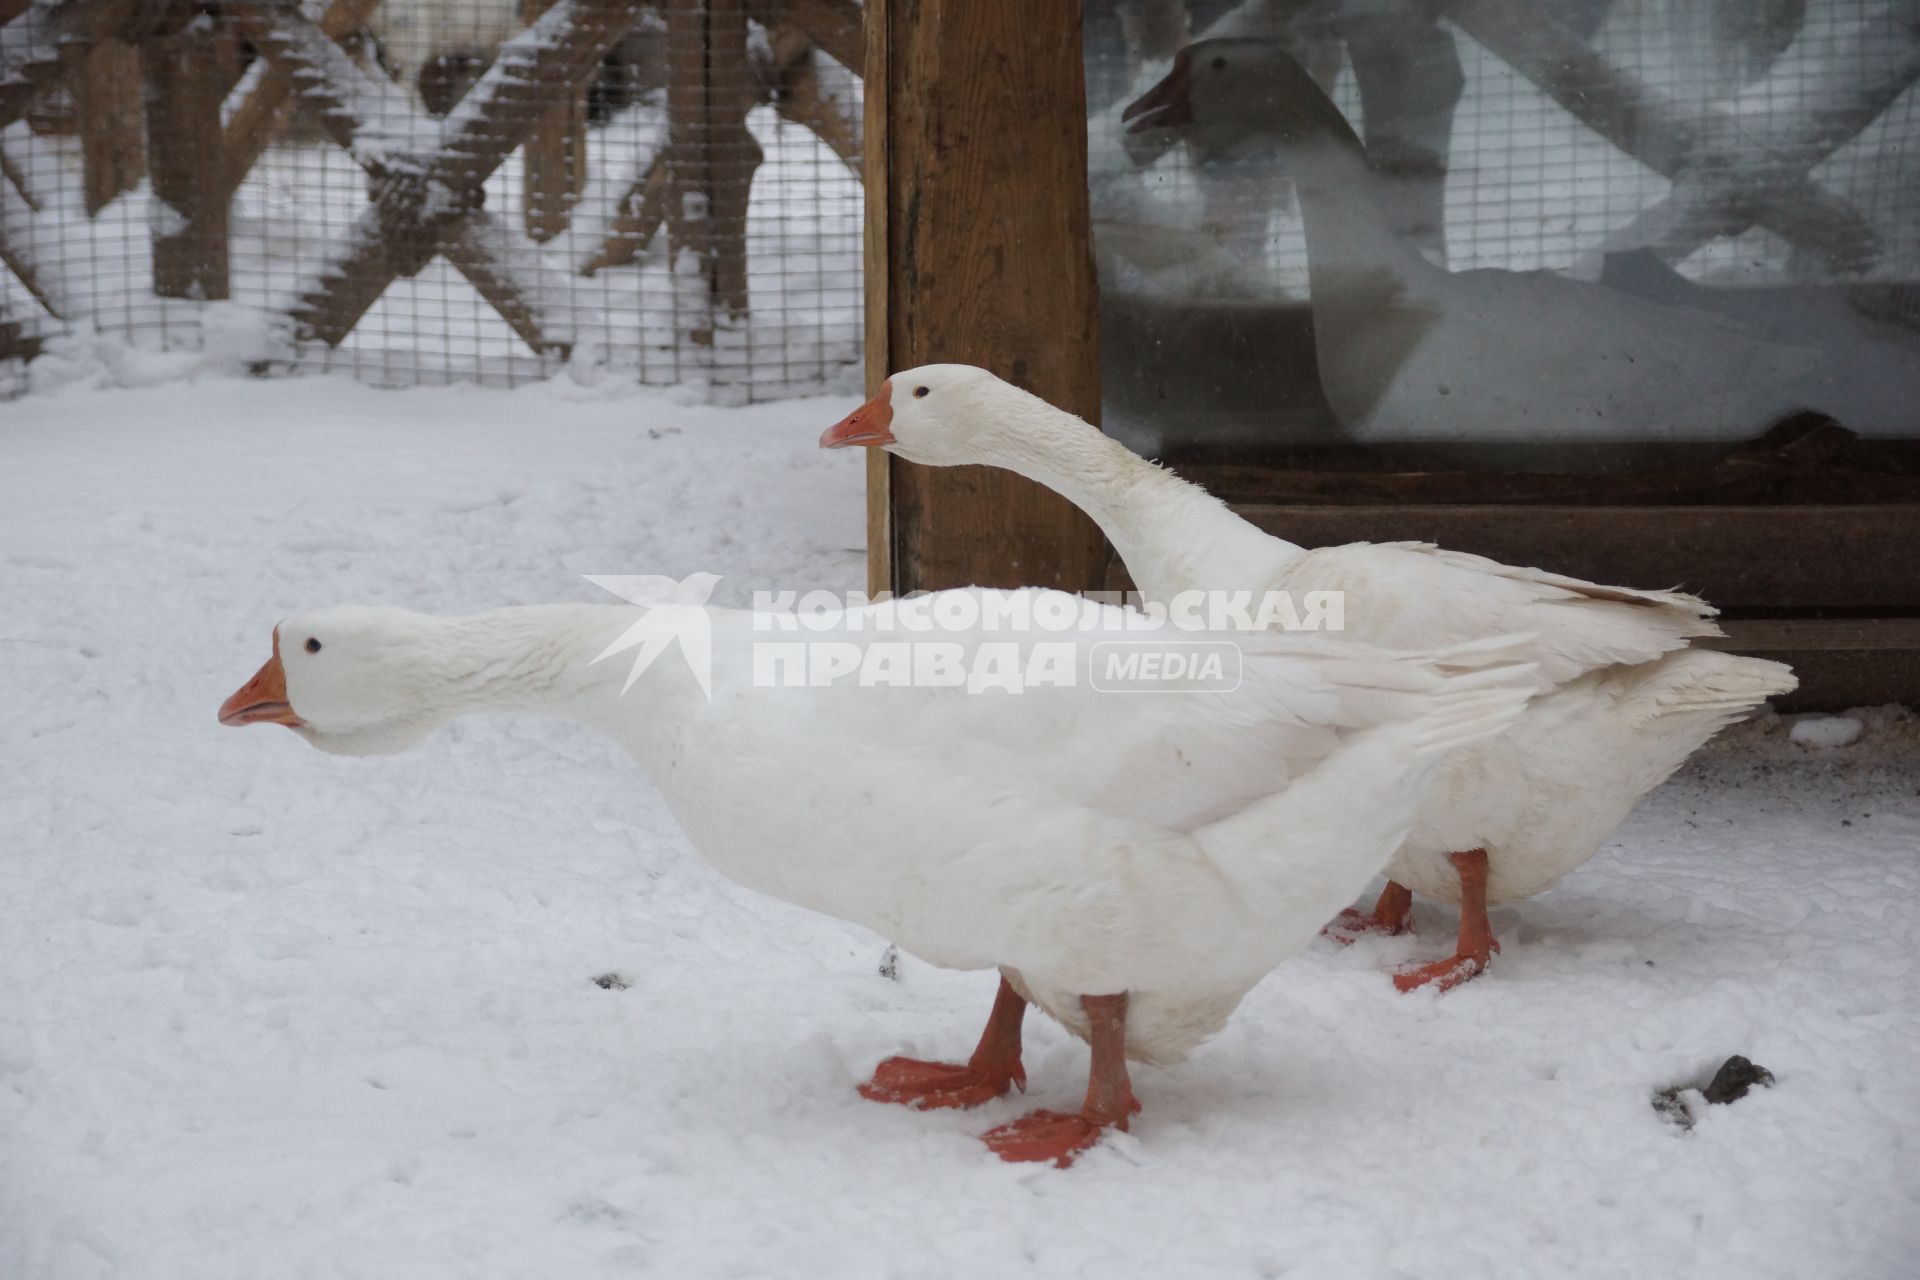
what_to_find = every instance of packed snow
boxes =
[3,373,1917,1279]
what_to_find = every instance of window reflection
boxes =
[1087,1,1920,472]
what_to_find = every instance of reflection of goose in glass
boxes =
[1122,38,1920,445]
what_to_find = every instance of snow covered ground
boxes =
[3,374,1917,1280]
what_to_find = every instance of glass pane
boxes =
[1086,0,1920,473]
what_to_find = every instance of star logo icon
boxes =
[584,572,722,699]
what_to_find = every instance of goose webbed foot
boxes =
[859,1056,1024,1109]
[859,975,1026,1110]
[1392,848,1499,993]
[1391,936,1500,993]
[982,991,1140,1168]
[1323,879,1415,943]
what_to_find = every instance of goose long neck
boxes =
[1223,117,1432,303]
[423,605,654,721]
[982,397,1298,601]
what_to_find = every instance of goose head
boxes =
[819,364,1077,468]
[1122,38,1362,165]
[219,606,456,757]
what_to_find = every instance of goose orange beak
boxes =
[219,629,305,728]
[1123,54,1194,133]
[820,382,895,449]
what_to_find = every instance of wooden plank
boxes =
[426,0,641,193]
[1225,504,1920,610]
[230,0,639,339]
[221,0,383,193]
[1750,649,1919,711]
[764,20,858,174]
[72,37,144,214]
[443,211,569,354]
[784,0,861,71]
[578,152,667,275]
[287,211,394,344]
[520,0,590,242]
[861,0,887,597]
[143,17,232,299]
[220,0,421,161]
[872,0,1108,595]
[0,0,138,133]
[0,141,36,208]
[1706,618,1920,653]
[705,0,758,320]
[0,167,60,315]
[664,0,710,343]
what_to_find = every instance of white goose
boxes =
[821,367,1797,990]
[1118,38,1920,443]
[220,591,1536,1165]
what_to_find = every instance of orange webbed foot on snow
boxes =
[1391,935,1500,993]
[1323,880,1414,945]
[859,976,1027,1110]
[981,991,1141,1168]
[981,1097,1140,1168]
[1391,850,1499,993]
[858,1056,1025,1110]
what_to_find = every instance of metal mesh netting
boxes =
[0,0,862,402]
[1088,0,1920,465]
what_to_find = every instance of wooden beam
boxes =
[443,211,569,355]
[520,0,590,241]
[0,168,60,316]
[861,0,888,597]
[869,0,1108,594]
[0,0,139,133]
[70,37,144,214]
[664,0,761,338]
[143,17,232,299]
[221,0,383,193]
[782,0,860,71]
[578,151,667,275]
[1222,504,1920,611]
[706,0,758,320]
[763,18,858,174]
[1706,618,1920,653]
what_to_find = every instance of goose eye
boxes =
[1211,56,1227,70]
[305,637,322,654]
[913,386,930,399]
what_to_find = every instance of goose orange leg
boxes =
[1324,879,1414,942]
[982,992,1142,1167]
[860,976,1027,1109]
[1394,848,1500,993]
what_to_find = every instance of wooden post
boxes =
[664,0,763,345]
[665,0,713,345]
[143,16,230,299]
[68,37,146,214]
[520,0,590,241]
[865,0,1108,595]
[705,0,758,321]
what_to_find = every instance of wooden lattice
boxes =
[0,0,862,363]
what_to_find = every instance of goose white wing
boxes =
[707,588,1348,830]
[702,589,1529,832]
[1278,541,1720,688]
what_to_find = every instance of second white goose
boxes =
[822,367,1797,990]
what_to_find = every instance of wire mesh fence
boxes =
[0,0,862,402]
